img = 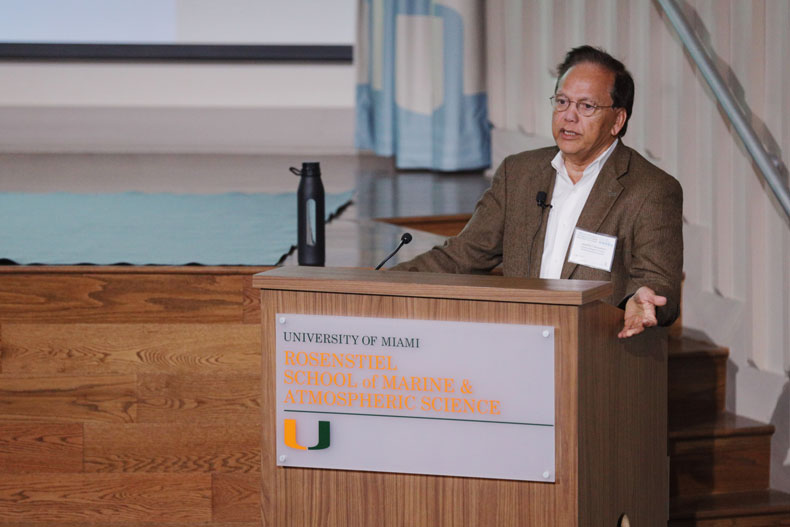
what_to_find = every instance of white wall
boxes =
[0,0,357,153]
[0,61,356,153]
[0,62,354,108]
[487,0,790,491]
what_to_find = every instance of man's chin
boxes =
[556,142,581,156]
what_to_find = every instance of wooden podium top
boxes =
[253,266,612,306]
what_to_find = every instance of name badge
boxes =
[567,228,617,272]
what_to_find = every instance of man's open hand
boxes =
[618,286,666,339]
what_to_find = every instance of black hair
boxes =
[555,45,634,137]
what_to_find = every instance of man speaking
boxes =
[391,45,683,339]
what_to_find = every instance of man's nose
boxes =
[563,104,579,121]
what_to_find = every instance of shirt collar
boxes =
[551,138,619,185]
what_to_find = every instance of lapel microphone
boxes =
[536,191,553,209]
[527,191,552,276]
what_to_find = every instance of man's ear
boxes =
[611,108,627,136]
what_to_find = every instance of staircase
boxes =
[668,336,790,525]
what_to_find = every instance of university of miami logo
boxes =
[284,419,330,450]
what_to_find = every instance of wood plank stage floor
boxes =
[0,266,272,526]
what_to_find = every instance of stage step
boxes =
[669,412,773,498]
[668,336,728,427]
[669,490,790,526]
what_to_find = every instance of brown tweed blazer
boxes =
[392,141,684,326]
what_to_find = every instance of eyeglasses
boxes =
[550,95,614,117]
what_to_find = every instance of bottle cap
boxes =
[301,162,321,177]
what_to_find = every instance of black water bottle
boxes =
[291,162,325,266]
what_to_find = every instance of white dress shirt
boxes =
[539,139,619,279]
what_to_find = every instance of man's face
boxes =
[551,62,626,167]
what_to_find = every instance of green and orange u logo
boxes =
[284,419,330,450]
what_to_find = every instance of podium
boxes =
[253,267,667,527]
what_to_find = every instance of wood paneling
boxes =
[242,275,262,324]
[670,413,773,498]
[0,264,672,524]
[670,433,771,497]
[0,422,83,473]
[578,305,668,526]
[0,272,245,323]
[670,489,790,527]
[136,373,260,424]
[673,516,790,527]
[0,473,212,522]
[0,523,261,527]
[212,473,262,522]
[0,374,137,423]
[84,423,260,473]
[668,337,728,426]
[0,266,267,526]
[0,323,260,375]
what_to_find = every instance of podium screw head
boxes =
[279,455,287,463]
[542,330,551,338]
[279,317,286,324]
[542,471,550,479]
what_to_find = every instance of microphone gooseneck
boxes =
[527,191,552,276]
[375,232,413,270]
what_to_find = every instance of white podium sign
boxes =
[274,314,555,482]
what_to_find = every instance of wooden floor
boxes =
[0,266,271,526]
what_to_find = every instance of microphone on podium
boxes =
[375,232,413,270]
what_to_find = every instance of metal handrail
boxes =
[657,0,790,220]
